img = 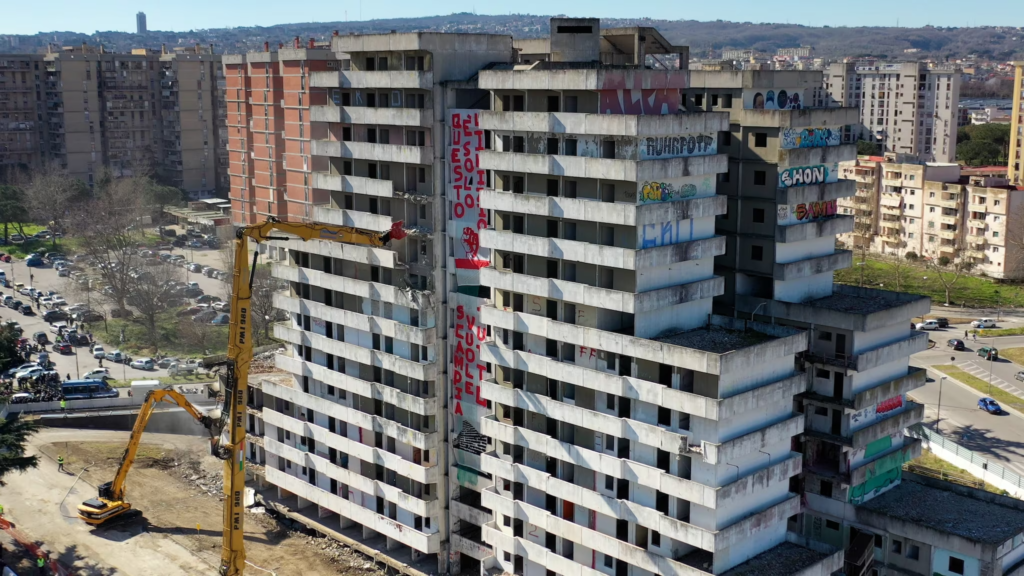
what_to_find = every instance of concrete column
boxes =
[386,536,400,550]
[362,524,377,540]
[339,512,356,529]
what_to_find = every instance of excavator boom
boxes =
[218,217,405,576]
[77,389,221,526]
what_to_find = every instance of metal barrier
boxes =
[907,423,1024,492]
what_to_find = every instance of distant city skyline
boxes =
[2,0,1021,36]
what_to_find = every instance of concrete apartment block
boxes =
[1011,62,1023,187]
[824,61,961,163]
[836,154,1024,279]
[0,55,44,176]
[159,51,223,196]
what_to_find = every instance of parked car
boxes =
[978,346,999,360]
[172,238,187,248]
[15,367,46,379]
[7,299,22,310]
[213,301,230,312]
[188,263,203,273]
[32,331,48,345]
[947,338,966,351]
[157,357,178,369]
[25,255,43,267]
[5,321,22,335]
[916,320,940,331]
[978,397,1003,414]
[183,287,204,299]
[196,294,221,304]
[92,345,106,359]
[934,317,950,328]
[42,310,68,323]
[162,228,178,238]
[106,350,125,363]
[17,286,32,296]
[9,234,24,243]
[177,306,203,317]
[1015,371,1024,382]
[210,313,230,326]
[192,310,218,323]
[110,308,133,319]
[19,306,33,316]
[52,342,73,354]
[75,311,104,323]
[972,318,997,329]
[57,268,70,277]
[82,369,111,380]
[130,358,155,370]
[4,363,39,379]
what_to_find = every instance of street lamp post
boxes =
[937,371,948,432]
[988,338,995,395]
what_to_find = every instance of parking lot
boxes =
[0,231,231,383]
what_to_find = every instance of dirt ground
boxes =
[25,435,387,576]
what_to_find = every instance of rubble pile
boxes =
[250,348,282,374]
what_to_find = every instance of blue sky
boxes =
[3,0,1022,35]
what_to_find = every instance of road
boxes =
[911,325,1024,476]
[0,230,230,383]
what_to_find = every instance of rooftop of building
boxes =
[653,315,800,354]
[860,476,1024,544]
[721,542,832,576]
[801,284,929,315]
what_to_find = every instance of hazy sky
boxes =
[3,0,1022,35]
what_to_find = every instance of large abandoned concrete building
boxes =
[224,17,1019,576]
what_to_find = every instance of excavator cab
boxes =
[78,482,133,526]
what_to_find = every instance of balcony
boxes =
[479,110,729,138]
[969,203,988,213]
[879,220,902,230]
[850,437,921,489]
[311,140,433,166]
[776,215,855,243]
[311,173,395,197]
[700,415,805,465]
[312,205,395,232]
[480,229,725,270]
[265,467,441,552]
[964,249,985,260]
[938,229,958,240]
[851,402,925,449]
[480,189,725,228]
[309,70,434,90]
[310,105,433,127]
[968,218,986,229]
[274,294,434,346]
[939,215,959,226]
[737,286,930,333]
[478,150,727,183]
[275,324,437,382]
[773,250,853,281]
[263,406,441,485]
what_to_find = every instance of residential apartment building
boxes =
[838,155,1024,278]
[0,44,227,198]
[825,62,961,163]
[0,55,44,178]
[688,69,930,573]
[1011,61,1023,186]
[228,18,958,576]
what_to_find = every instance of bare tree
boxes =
[67,174,151,312]
[220,244,278,346]
[24,163,88,243]
[879,249,913,292]
[125,262,183,353]
[177,316,217,354]
[924,251,975,306]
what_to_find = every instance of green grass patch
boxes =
[933,364,1024,411]
[96,309,228,357]
[909,450,1006,495]
[835,256,1024,308]
[106,373,216,388]
[977,327,1024,337]
[998,347,1024,366]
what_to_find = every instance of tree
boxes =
[124,262,183,352]
[856,139,881,156]
[177,317,217,354]
[879,250,912,292]
[957,140,1003,167]
[925,253,974,305]
[250,265,278,347]
[957,123,1012,166]
[0,325,23,372]
[0,415,41,487]
[0,185,29,243]
[24,164,88,245]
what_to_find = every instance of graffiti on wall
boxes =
[636,175,716,205]
[851,394,905,429]
[599,89,681,115]
[780,127,841,150]
[778,162,840,188]
[639,218,696,249]
[795,200,837,221]
[449,110,489,275]
[449,110,491,473]
[746,89,806,110]
[639,133,716,160]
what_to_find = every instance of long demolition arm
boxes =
[218,217,405,576]
[108,389,218,503]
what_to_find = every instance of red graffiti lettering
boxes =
[875,395,904,415]
[794,200,837,221]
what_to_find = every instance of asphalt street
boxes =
[911,323,1024,477]
[0,231,229,384]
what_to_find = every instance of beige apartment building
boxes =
[839,154,1024,278]
[0,44,228,199]
[825,62,961,163]
[0,55,43,177]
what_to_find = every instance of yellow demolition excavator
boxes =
[78,217,407,576]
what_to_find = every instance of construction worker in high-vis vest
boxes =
[57,455,64,473]
[37,552,45,575]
